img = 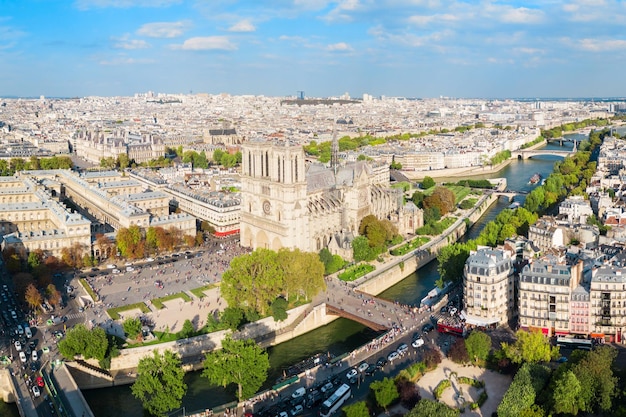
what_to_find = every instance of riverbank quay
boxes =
[67,190,499,394]
[403,139,549,181]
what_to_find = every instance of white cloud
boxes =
[171,36,237,51]
[501,7,544,24]
[407,13,458,26]
[579,38,626,51]
[137,21,189,38]
[112,36,150,50]
[322,0,363,22]
[228,20,256,33]
[99,56,154,65]
[514,47,544,55]
[74,0,180,10]
[326,42,353,52]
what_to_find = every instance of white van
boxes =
[24,326,32,339]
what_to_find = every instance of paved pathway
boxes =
[415,358,512,417]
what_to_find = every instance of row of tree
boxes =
[0,155,73,176]
[437,126,605,286]
[113,225,202,259]
[130,336,269,417]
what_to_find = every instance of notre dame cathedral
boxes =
[239,137,423,259]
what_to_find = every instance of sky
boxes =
[1,0,625,99]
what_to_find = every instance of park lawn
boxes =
[190,284,217,299]
[107,302,151,320]
[445,185,472,203]
[338,263,375,281]
[421,185,471,203]
[390,236,431,256]
[151,292,192,310]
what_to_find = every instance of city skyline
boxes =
[1,0,626,99]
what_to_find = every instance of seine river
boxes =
[0,138,582,417]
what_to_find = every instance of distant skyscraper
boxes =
[297,91,305,100]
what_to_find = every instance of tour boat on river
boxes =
[529,173,542,184]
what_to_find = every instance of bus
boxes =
[319,384,351,417]
[556,337,593,351]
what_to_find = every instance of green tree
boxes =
[464,331,491,364]
[552,370,582,415]
[27,251,41,271]
[343,401,370,417]
[221,249,284,316]
[270,297,288,321]
[421,176,436,189]
[501,329,557,364]
[178,319,195,338]
[117,153,130,169]
[58,324,109,362]
[423,186,456,215]
[370,377,399,411]
[123,317,143,340]
[570,345,617,413]
[131,350,187,417]
[202,336,269,401]
[220,307,244,330]
[352,235,377,262]
[406,399,459,417]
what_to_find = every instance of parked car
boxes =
[19,351,26,363]
[32,385,41,398]
[387,351,399,362]
[397,343,409,355]
[357,361,369,373]
[32,350,38,361]
[14,340,21,351]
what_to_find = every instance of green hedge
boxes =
[416,217,456,235]
[434,379,451,399]
[389,236,430,256]
[190,284,217,299]
[151,292,192,310]
[107,303,151,320]
[338,263,375,281]
[79,278,99,302]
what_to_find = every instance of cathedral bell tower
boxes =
[240,140,308,250]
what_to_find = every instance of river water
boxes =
[0,138,581,417]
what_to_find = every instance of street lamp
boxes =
[167,407,186,417]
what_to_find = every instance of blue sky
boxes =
[1,0,625,98]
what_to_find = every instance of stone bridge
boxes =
[322,278,410,331]
[515,149,574,160]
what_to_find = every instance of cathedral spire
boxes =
[331,120,339,175]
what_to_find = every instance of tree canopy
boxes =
[221,248,325,317]
[58,324,109,362]
[406,399,459,417]
[423,186,456,215]
[370,377,399,411]
[202,336,269,400]
[501,330,558,364]
[131,350,187,417]
[464,331,491,364]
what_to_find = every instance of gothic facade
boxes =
[240,140,422,256]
